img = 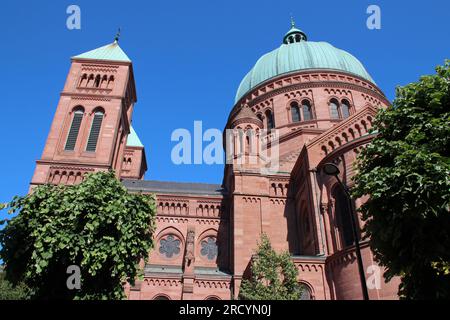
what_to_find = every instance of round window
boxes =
[159,234,181,258]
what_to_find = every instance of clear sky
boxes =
[0,0,449,220]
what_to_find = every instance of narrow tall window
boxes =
[290,102,301,122]
[86,110,104,152]
[94,75,101,88]
[302,100,312,121]
[65,108,84,151]
[341,100,350,118]
[333,185,355,247]
[266,110,275,129]
[329,99,340,119]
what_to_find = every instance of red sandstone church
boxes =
[30,22,400,300]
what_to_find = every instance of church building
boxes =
[30,22,400,300]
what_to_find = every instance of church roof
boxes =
[122,180,224,196]
[72,41,131,62]
[235,25,374,103]
[126,126,144,147]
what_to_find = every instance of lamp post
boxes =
[322,162,369,300]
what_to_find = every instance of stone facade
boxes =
[31,29,400,300]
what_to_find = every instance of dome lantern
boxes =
[283,16,307,44]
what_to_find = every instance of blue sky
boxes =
[0,0,448,220]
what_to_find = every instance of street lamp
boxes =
[322,162,369,300]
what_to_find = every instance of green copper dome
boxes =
[235,26,374,103]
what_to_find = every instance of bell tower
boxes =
[31,39,143,187]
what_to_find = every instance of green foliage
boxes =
[352,61,450,300]
[239,234,302,300]
[0,171,156,300]
[0,267,29,300]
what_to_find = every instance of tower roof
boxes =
[126,126,144,147]
[73,41,131,62]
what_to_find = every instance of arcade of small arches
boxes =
[78,73,115,90]
[319,113,374,156]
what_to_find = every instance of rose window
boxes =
[159,234,181,258]
[200,237,218,260]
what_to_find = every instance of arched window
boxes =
[290,102,301,122]
[302,100,312,121]
[64,107,84,151]
[200,237,218,261]
[329,99,340,119]
[86,74,94,87]
[107,75,115,89]
[159,234,181,258]
[86,110,104,152]
[299,283,313,300]
[153,295,170,300]
[94,75,101,88]
[257,113,263,122]
[100,75,108,88]
[341,100,350,118]
[79,74,87,87]
[332,185,355,247]
[266,110,275,129]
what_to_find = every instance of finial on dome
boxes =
[114,27,121,43]
[290,14,296,28]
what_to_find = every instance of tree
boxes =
[0,171,156,299]
[239,233,302,300]
[0,266,29,300]
[352,61,450,300]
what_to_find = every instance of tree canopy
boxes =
[0,266,29,300]
[0,171,156,299]
[352,61,450,299]
[239,233,302,300]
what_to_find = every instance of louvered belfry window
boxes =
[64,109,84,151]
[86,111,104,152]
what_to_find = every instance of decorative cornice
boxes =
[61,92,116,101]
[157,197,189,203]
[49,165,95,172]
[247,81,388,109]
